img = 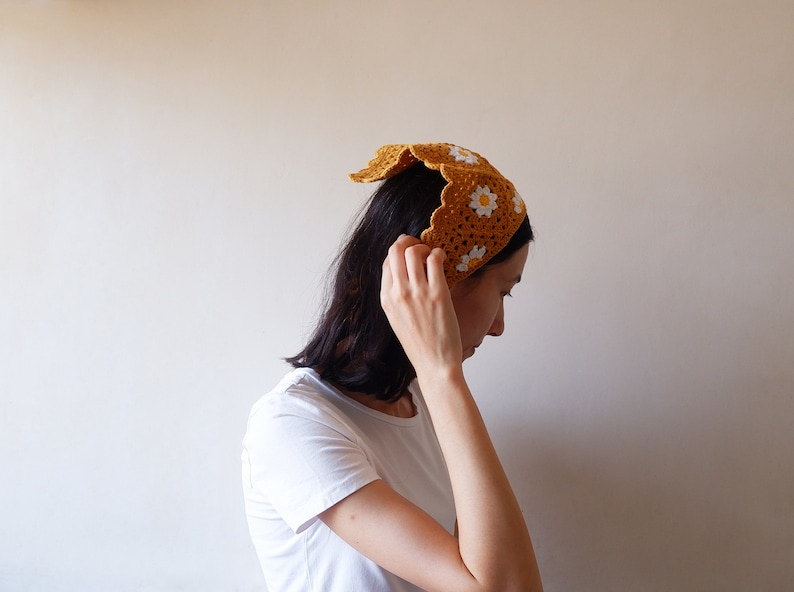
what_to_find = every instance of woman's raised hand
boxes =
[380,235,463,379]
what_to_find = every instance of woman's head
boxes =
[287,144,533,401]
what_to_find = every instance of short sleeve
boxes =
[244,393,380,534]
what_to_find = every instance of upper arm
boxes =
[245,399,380,533]
[319,479,478,592]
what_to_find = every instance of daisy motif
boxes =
[468,185,499,217]
[512,192,525,214]
[448,145,479,165]
[455,245,487,273]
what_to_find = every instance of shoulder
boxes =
[246,368,358,441]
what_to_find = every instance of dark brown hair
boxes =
[287,163,533,401]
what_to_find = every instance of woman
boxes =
[242,143,543,592]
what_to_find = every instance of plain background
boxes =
[1,1,793,590]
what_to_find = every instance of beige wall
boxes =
[1,1,792,590]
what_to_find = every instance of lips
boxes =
[463,344,480,360]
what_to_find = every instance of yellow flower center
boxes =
[479,193,491,207]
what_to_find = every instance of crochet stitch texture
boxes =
[349,143,526,286]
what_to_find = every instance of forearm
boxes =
[418,366,543,592]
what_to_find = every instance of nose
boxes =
[487,300,505,337]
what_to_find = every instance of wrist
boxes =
[415,363,466,392]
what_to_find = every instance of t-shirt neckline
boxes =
[299,368,423,427]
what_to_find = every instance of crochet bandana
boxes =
[349,143,526,286]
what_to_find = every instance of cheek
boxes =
[450,281,501,344]
[456,297,498,342]
[451,298,477,344]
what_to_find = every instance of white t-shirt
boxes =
[242,367,455,592]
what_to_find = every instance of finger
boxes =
[425,248,448,290]
[385,238,410,286]
[393,234,423,249]
[381,256,393,297]
[385,235,424,287]
[404,243,432,286]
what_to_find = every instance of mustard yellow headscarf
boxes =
[349,143,526,286]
